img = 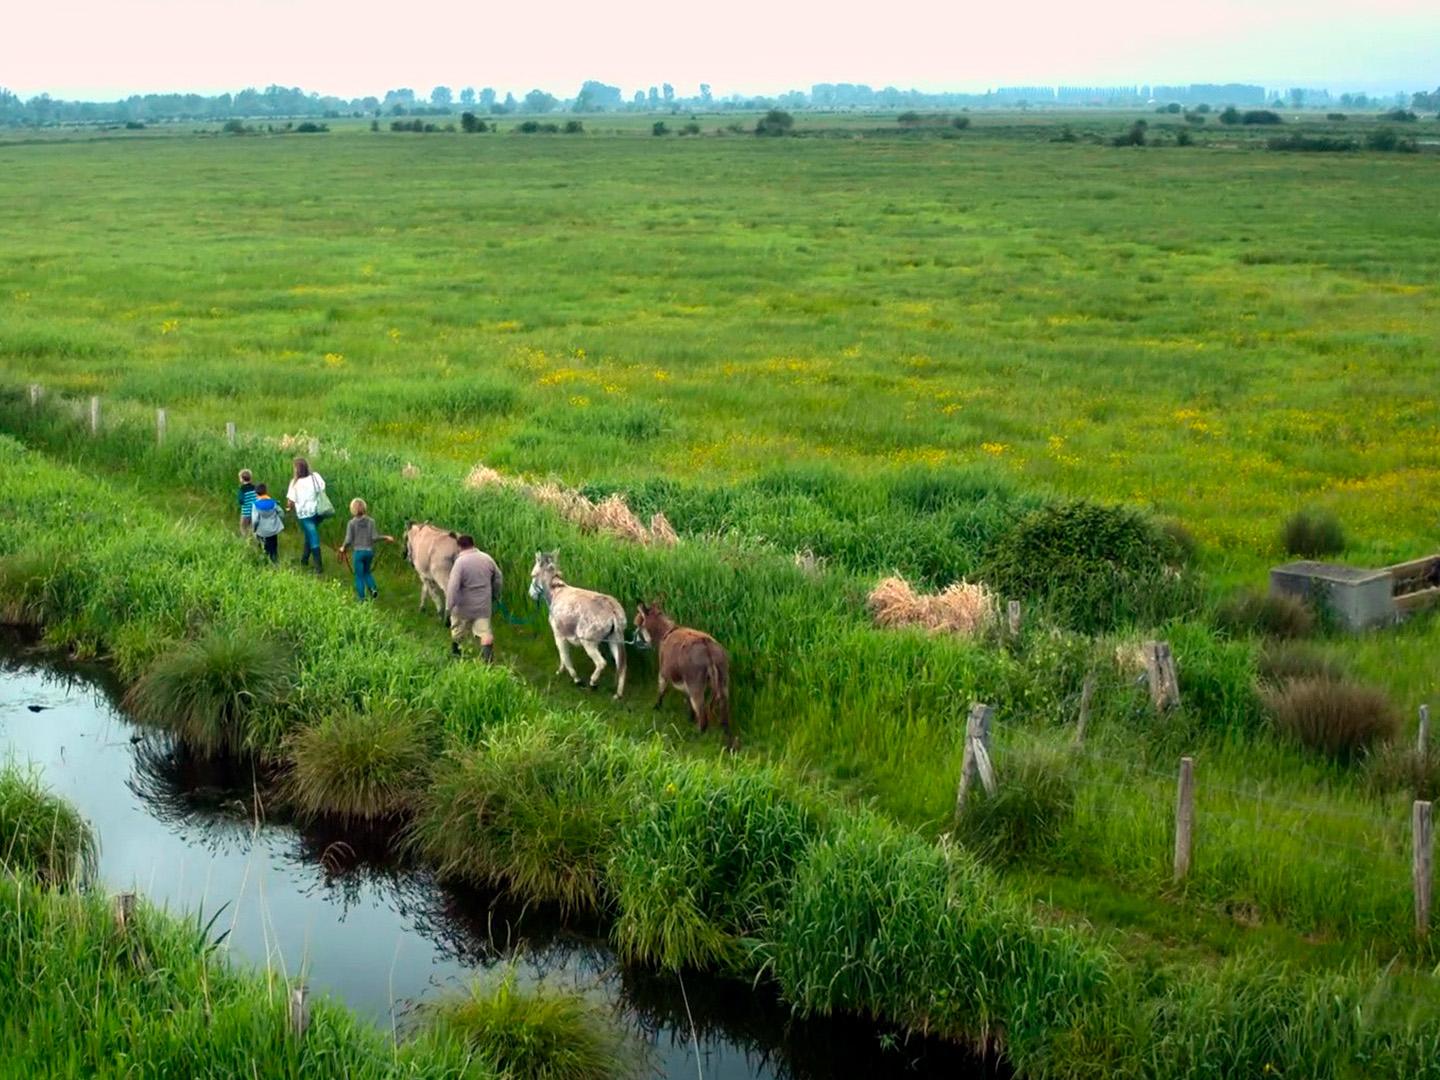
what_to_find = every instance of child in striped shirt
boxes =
[237,469,258,539]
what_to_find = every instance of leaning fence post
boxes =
[289,985,310,1039]
[225,421,236,447]
[112,891,136,933]
[155,407,167,445]
[1144,640,1181,711]
[1173,756,1195,882]
[89,395,101,435]
[1074,672,1097,747]
[1419,705,1431,760]
[1416,800,1434,938]
[954,703,995,822]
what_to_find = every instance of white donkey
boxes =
[403,522,461,621]
[529,551,628,698]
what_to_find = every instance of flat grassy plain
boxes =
[3,114,1440,1074]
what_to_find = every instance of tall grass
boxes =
[0,766,97,886]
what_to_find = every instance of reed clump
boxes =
[1263,676,1400,761]
[426,968,641,1080]
[124,628,291,754]
[284,701,433,820]
[0,767,97,886]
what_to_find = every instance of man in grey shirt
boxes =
[445,534,504,662]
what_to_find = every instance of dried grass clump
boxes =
[647,512,678,548]
[867,575,995,637]
[464,463,510,490]
[1264,676,1400,761]
[591,494,649,544]
[401,461,421,479]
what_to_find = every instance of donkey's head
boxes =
[633,599,675,647]
[529,551,560,603]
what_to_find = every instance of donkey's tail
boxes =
[707,650,732,745]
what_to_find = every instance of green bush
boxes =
[755,109,794,136]
[1112,120,1147,147]
[1367,128,1419,153]
[1242,109,1283,125]
[1214,589,1316,639]
[953,749,1076,865]
[426,969,639,1080]
[284,701,433,820]
[1264,677,1400,761]
[951,115,971,129]
[562,119,584,134]
[1219,106,1241,125]
[980,499,1195,633]
[1267,133,1355,152]
[651,120,668,136]
[0,767,97,886]
[124,628,291,753]
[1281,507,1345,557]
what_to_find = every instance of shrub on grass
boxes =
[426,969,639,1080]
[1264,677,1399,760]
[1267,133,1355,152]
[651,120,668,136]
[953,750,1076,866]
[981,500,1195,633]
[1366,128,1418,153]
[0,550,68,626]
[1281,507,1345,557]
[1214,589,1315,639]
[952,115,971,129]
[0,768,97,886]
[755,109,794,136]
[609,761,824,971]
[1112,121,1147,147]
[124,628,291,754]
[407,717,630,913]
[283,701,433,820]
[1242,109,1283,125]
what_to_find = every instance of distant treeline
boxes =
[2,80,1436,128]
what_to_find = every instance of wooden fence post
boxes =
[28,383,43,408]
[1007,600,1023,637]
[1416,800,1434,938]
[155,408,167,445]
[1419,704,1431,760]
[1144,640,1181,711]
[289,985,310,1039]
[1074,672,1097,747]
[225,421,236,447]
[89,396,101,435]
[1173,756,1195,882]
[113,891,136,933]
[954,703,995,823]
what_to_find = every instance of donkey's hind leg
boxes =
[580,639,608,690]
[608,637,627,699]
[554,634,580,682]
[686,683,708,733]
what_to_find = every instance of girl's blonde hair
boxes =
[350,498,367,516]
[239,469,253,483]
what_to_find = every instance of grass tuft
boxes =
[0,766,97,886]
[953,749,1076,866]
[283,700,433,820]
[124,627,291,753]
[1215,589,1316,639]
[425,968,640,1080]
[1281,507,1345,558]
[1263,676,1400,761]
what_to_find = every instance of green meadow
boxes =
[2,113,1440,1075]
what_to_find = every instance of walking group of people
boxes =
[235,458,501,663]
[237,457,391,601]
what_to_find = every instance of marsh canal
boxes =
[0,638,998,1080]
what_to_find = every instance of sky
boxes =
[2,0,1436,100]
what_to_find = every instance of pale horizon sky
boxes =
[3,0,1436,101]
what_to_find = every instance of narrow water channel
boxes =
[0,637,1001,1079]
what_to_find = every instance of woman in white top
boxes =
[285,457,328,574]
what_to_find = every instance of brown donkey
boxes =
[634,600,734,749]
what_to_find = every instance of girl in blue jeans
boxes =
[338,498,395,601]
